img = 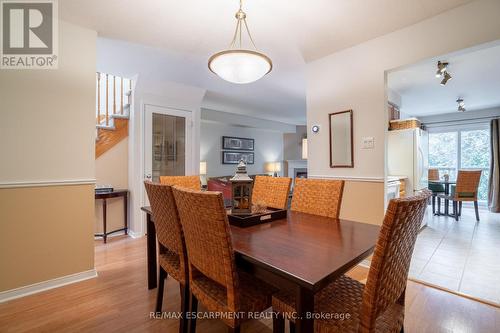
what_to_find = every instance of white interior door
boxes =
[144,104,193,185]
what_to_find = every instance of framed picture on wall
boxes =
[222,136,254,151]
[222,151,255,164]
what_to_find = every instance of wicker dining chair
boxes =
[437,170,482,221]
[144,181,189,333]
[252,176,292,210]
[160,175,201,190]
[172,186,276,333]
[290,178,345,218]
[427,168,444,214]
[428,168,440,181]
[273,190,431,333]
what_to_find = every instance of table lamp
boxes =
[265,161,281,177]
[200,161,207,187]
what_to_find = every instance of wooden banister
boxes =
[96,72,131,127]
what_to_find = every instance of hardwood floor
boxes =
[0,236,499,332]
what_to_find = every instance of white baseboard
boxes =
[0,269,97,303]
[128,230,144,238]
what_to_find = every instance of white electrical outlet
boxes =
[362,137,374,149]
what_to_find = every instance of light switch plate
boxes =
[362,137,374,149]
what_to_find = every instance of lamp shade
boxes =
[208,50,272,84]
[302,138,308,159]
[265,161,281,173]
[199,161,207,175]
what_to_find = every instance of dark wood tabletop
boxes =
[141,206,380,333]
[230,210,380,291]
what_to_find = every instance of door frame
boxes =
[144,104,194,182]
[137,102,196,236]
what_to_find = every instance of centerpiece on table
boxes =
[230,160,254,215]
[228,160,287,227]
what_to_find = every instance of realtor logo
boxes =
[1,0,58,69]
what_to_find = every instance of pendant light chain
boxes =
[243,19,258,50]
[228,0,258,50]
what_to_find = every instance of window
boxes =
[429,127,490,201]
[428,132,458,179]
[461,129,490,201]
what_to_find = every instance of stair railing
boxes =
[96,72,132,127]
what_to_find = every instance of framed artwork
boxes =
[222,151,255,164]
[222,136,254,151]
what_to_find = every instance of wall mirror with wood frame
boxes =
[329,110,354,168]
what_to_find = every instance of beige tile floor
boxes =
[409,203,500,306]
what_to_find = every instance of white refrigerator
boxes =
[387,128,429,195]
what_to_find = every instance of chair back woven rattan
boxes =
[454,170,482,201]
[172,187,240,310]
[159,175,200,190]
[291,178,345,218]
[359,190,431,333]
[144,181,187,284]
[252,176,292,209]
[428,168,440,181]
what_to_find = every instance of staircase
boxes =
[95,73,132,158]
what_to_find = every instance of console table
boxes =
[95,189,128,243]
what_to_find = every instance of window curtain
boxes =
[488,119,500,212]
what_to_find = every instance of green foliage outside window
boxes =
[429,129,490,201]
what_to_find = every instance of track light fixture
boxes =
[440,71,452,86]
[435,61,448,77]
[456,98,466,112]
[436,60,452,86]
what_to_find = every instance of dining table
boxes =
[141,206,380,333]
[428,179,456,216]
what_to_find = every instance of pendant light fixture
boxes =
[208,0,272,84]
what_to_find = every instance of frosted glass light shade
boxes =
[208,50,272,84]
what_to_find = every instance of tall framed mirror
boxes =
[329,110,354,168]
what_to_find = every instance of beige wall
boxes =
[0,22,96,184]
[339,181,385,225]
[0,21,96,292]
[95,138,129,233]
[306,0,500,222]
[0,185,95,291]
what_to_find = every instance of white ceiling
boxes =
[60,0,475,124]
[388,43,500,116]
